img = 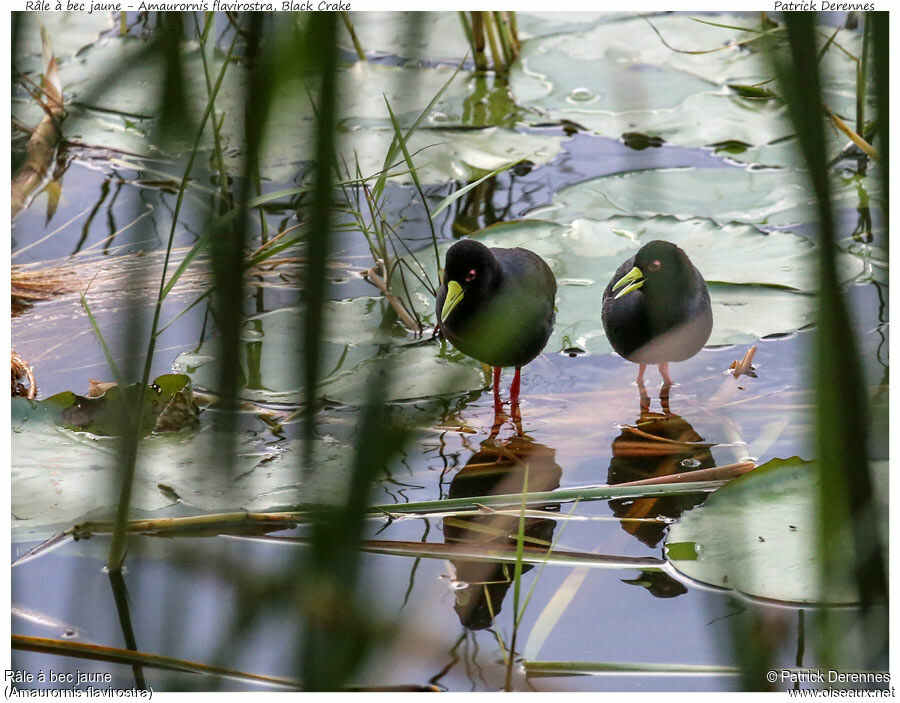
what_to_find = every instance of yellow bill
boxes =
[441,280,465,320]
[612,266,644,299]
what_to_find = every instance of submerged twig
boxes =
[12,27,65,218]
[362,262,422,332]
[619,425,717,448]
[829,110,879,160]
[613,461,756,487]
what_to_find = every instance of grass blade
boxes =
[372,58,465,201]
[383,95,440,270]
[13,635,302,690]
[524,660,741,677]
[429,155,531,220]
[253,536,666,571]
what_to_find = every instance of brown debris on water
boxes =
[12,263,82,316]
[12,27,66,219]
[11,351,36,399]
[729,344,758,379]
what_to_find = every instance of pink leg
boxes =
[636,363,647,385]
[492,366,502,414]
[659,362,673,386]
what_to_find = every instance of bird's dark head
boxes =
[613,240,700,301]
[439,239,501,322]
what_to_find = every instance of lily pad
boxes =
[16,12,115,73]
[665,457,887,604]
[14,34,561,181]
[173,296,486,405]
[340,12,471,62]
[11,397,355,542]
[339,11,636,62]
[516,12,634,39]
[510,14,872,166]
[254,126,565,185]
[399,217,864,355]
[529,164,874,229]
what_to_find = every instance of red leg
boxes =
[510,367,523,429]
[510,367,521,410]
[492,366,502,414]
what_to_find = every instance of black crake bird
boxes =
[436,239,556,411]
[601,240,712,385]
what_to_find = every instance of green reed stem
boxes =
[341,12,367,63]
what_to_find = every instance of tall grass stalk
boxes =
[293,13,339,474]
[772,12,886,671]
[856,14,869,139]
[468,12,489,72]
[341,12,367,63]
[196,13,234,208]
[870,13,887,238]
[105,17,239,572]
[493,12,516,67]
[482,12,504,75]
[207,13,270,469]
[459,12,519,75]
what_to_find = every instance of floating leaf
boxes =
[15,12,114,73]
[14,36,561,182]
[337,12,471,61]
[509,14,871,166]
[42,373,199,436]
[11,397,354,542]
[533,166,812,226]
[665,457,887,604]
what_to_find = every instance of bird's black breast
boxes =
[601,254,712,363]
[601,257,652,360]
[438,246,556,369]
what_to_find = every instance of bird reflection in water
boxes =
[443,434,561,630]
[607,381,715,599]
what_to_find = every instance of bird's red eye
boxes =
[465,269,477,282]
[648,259,662,272]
